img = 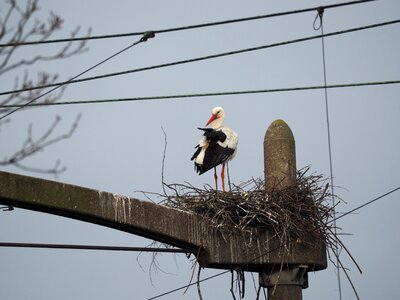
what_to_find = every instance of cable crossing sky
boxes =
[0,0,378,47]
[0,80,399,108]
[1,18,398,99]
[0,32,155,121]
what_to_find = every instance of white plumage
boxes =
[191,107,238,191]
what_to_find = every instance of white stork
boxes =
[191,106,238,192]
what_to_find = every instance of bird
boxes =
[191,106,238,192]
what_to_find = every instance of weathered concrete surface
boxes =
[0,171,326,272]
[261,120,327,298]
[0,171,202,251]
[264,119,297,191]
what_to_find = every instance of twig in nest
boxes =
[183,258,199,295]
[160,127,168,197]
[230,270,237,300]
[336,254,361,300]
[136,241,177,289]
[161,167,334,250]
[239,271,245,298]
[256,285,262,300]
[197,266,203,300]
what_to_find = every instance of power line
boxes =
[1,18,398,98]
[0,242,194,253]
[0,0,378,47]
[147,269,230,300]
[1,80,398,108]
[314,8,342,300]
[333,186,400,223]
[0,32,154,121]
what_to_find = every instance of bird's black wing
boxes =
[198,144,234,175]
[197,127,227,145]
[190,128,227,161]
[190,145,201,161]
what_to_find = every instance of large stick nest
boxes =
[161,167,334,243]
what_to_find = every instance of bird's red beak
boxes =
[206,114,217,126]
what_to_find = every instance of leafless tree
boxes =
[0,0,91,176]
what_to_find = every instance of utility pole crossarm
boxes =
[0,171,200,251]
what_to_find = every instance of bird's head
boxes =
[206,107,225,128]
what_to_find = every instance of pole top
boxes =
[264,119,296,191]
[264,119,294,140]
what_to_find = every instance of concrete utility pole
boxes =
[261,119,306,300]
[0,119,327,299]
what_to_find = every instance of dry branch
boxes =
[0,114,81,176]
[162,168,333,246]
[0,0,90,177]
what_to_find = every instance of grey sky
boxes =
[1,0,400,299]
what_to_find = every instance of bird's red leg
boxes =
[221,163,226,192]
[214,167,218,191]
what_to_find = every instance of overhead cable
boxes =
[333,186,400,223]
[0,0,378,47]
[0,32,154,121]
[147,270,230,300]
[0,242,193,253]
[1,80,398,108]
[1,19,398,98]
[314,8,342,299]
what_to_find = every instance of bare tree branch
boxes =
[0,71,65,112]
[0,26,90,75]
[0,114,81,175]
[0,0,90,176]
[0,0,90,74]
[0,0,37,62]
[13,160,66,177]
[0,1,16,40]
